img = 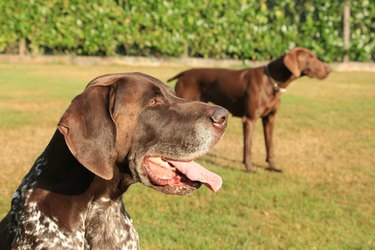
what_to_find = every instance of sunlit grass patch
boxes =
[0,63,374,249]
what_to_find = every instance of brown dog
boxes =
[169,47,330,173]
[0,72,228,249]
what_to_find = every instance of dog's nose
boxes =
[209,106,229,129]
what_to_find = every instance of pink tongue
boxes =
[168,160,222,192]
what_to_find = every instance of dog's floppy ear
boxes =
[58,85,117,180]
[283,48,305,78]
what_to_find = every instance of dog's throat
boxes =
[265,65,288,94]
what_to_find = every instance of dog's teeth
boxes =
[152,157,165,164]
[150,157,176,170]
[165,163,176,171]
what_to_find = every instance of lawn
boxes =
[0,63,374,249]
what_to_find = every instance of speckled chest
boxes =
[8,156,139,249]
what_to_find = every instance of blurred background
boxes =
[0,0,373,62]
[0,1,374,249]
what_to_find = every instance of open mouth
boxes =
[143,156,222,192]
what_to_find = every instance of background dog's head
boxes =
[283,47,331,79]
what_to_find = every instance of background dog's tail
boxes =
[167,72,184,82]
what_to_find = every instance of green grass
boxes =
[0,63,374,249]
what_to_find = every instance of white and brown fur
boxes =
[0,72,228,249]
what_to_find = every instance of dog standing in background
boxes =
[169,48,330,173]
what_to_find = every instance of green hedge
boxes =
[0,0,373,62]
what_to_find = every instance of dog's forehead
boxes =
[86,72,172,92]
[128,73,176,97]
[293,47,315,58]
[152,81,176,95]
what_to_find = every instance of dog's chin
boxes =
[313,71,329,80]
[319,72,330,79]
[305,69,330,80]
[147,182,201,195]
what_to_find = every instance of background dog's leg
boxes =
[243,117,255,173]
[262,112,282,173]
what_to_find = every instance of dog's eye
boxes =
[148,97,163,106]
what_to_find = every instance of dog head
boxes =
[283,47,330,79]
[58,73,228,195]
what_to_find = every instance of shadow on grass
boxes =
[205,152,270,173]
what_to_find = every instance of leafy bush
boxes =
[0,0,373,61]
